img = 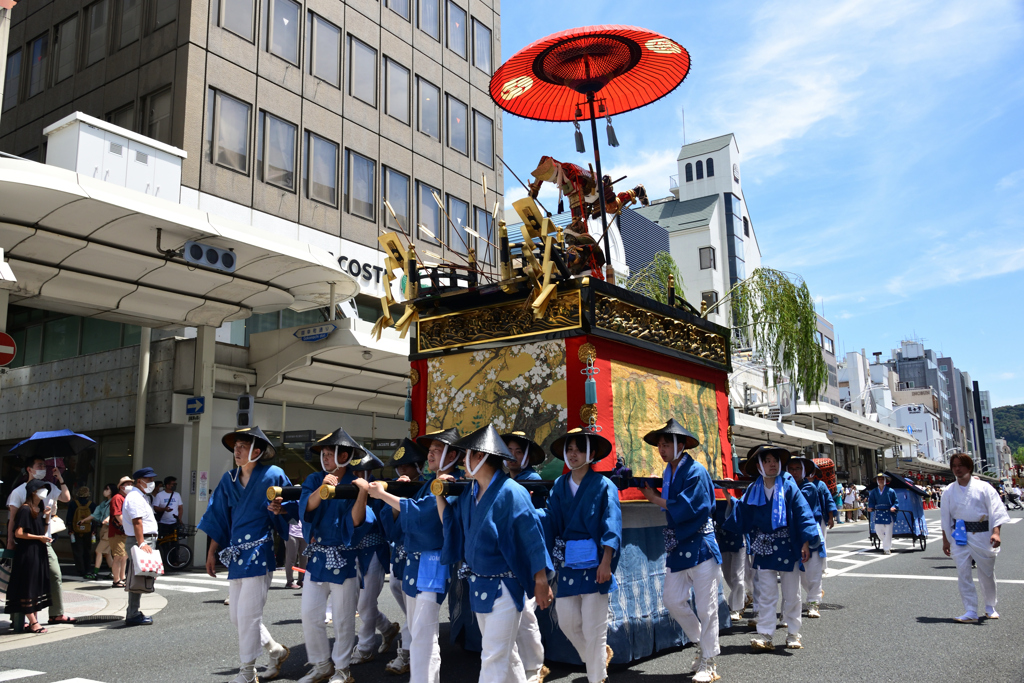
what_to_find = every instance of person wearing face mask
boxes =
[637,420,722,683]
[868,473,899,555]
[367,428,463,683]
[5,455,73,630]
[198,427,293,683]
[436,425,553,683]
[724,445,817,653]
[5,480,55,634]
[122,467,160,626]
[295,428,373,683]
[785,457,826,621]
[109,476,133,588]
[86,483,117,581]
[542,426,621,683]
[66,486,97,577]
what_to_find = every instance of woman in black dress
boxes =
[6,479,54,633]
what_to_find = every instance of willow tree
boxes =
[709,267,827,403]
[624,251,684,305]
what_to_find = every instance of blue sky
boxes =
[497,0,1024,409]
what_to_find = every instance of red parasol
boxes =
[490,26,690,280]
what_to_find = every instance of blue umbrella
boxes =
[11,429,97,462]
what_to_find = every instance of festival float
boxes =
[371,26,738,663]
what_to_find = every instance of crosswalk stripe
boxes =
[159,576,230,587]
[839,573,1024,584]
[1007,518,1021,524]
[0,671,45,682]
[156,584,217,593]
[50,679,108,683]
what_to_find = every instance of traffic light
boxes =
[237,394,255,428]
[184,241,236,273]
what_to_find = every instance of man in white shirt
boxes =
[940,453,1010,623]
[123,467,160,626]
[5,455,74,627]
[152,475,184,536]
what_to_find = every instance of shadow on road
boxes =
[916,616,987,625]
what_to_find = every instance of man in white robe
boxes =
[940,453,1010,623]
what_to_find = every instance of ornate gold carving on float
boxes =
[594,294,727,366]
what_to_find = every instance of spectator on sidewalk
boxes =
[152,476,184,538]
[5,455,75,628]
[844,486,859,522]
[66,486,97,577]
[109,477,132,588]
[283,519,306,589]
[123,467,160,627]
[87,483,116,581]
[5,480,55,634]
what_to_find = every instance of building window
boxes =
[474,206,493,263]
[207,89,251,173]
[383,167,410,232]
[384,57,410,124]
[266,0,300,64]
[151,0,178,31]
[706,157,714,177]
[472,19,491,73]
[386,0,410,20]
[699,246,715,270]
[742,216,749,237]
[346,150,375,220]
[447,195,470,255]
[419,0,440,40]
[447,95,468,155]
[106,103,135,130]
[120,0,142,47]
[417,181,441,243]
[3,49,22,111]
[473,110,493,167]
[447,2,467,58]
[305,131,338,206]
[939,364,948,372]
[53,16,78,83]
[144,88,172,143]
[349,36,377,107]
[220,0,255,42]
[822,335,834,354]
[257,111,297,191]
[307,13,341,87]
[701,290,718,310]
[417,77,440,138]
[26,34,49,99]
[695,159,704,180]
[85,0,110,66]
[684,162,692,182]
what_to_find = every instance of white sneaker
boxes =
[806,602,821,619]
[329,670,354,683]
[298,661,334,683]
[385,650,410,675]
[955,612,978,623]
[378,621,401,654]
[692,657,720,683]
[750,634,774,651]
[230,663,258,683]
[263,644,290,680]
[785,633,803,649]
[688,650,701,672]
[350,649,376,665]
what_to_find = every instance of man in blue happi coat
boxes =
[786,456,827,620]
[868,473,899,554]
[199,427,292,683]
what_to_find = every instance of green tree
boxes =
[1014,446,1024,466]
[623,251,684,305]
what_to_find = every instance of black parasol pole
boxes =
[587,91,614,283]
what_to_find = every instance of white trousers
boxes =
[754,568,801,637]
[516,597,545,681]
[406,592,442,683]
[357,554,392,654]
[720,550,746,612]
[877,523,893,552]
[390,566,410,651]
[228,573,275,664]
[663,559,720,659]
[800,552,824,604]
[950,537,999,614]
[819,521,829,573]
[475,590,525,683]
[302,576,360,669]
[555,592,609,683]
[745,553,758,607]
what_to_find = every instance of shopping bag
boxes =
[131,544,165,576]
[0,559,11,596]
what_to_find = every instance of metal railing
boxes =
[669,174,679,190]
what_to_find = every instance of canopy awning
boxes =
[732,411,832,452]
[892,456,952,475]
[0,158,359,329]
[789,402,918,450]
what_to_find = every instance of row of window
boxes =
[104,87,174,144]
[220,0,492,77]
[3,306,143,369]
[2,0,178,113]
[683,157,714,182]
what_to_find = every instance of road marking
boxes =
[158,576,230,587]
[156,584,217,593]
[0,672,45,682]
[1007,518,1021,524]
[51,679,109,683]
[838,572,1024,584]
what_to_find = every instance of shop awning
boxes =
[789,402,918,450]
[732,411,832,451]
[892,457,951,475]
[0,158,359,329]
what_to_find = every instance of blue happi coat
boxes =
[381,477,425,577]
[713,495,746,554]
[298,470,370,584]
[540,469,622,597]
[660,455,722,571]
[797,479,827,559]
[399,476,458,603]
[515,467,542,482]
[442,470,552,613]
[868,486,898,525]
[725,472,818,572]
[815,480,837,523]
[198,463,291,580]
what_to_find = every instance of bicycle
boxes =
[157,519,196,571]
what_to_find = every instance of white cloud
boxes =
[997,169,1024,191]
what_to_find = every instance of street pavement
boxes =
[2,508,1023,683]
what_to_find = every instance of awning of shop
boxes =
[788,402,918,450]
[249,319,410,418]
[732,411,832,451]
[892,456,951,475]
[0,158,359,329]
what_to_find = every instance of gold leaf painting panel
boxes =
[611,360,722,478]
[426,341,568,457]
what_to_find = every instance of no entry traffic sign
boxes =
[0,331,17,366]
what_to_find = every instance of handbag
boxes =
[131,544,165,577]
[48,516,67,536]
[0,559,11,596]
